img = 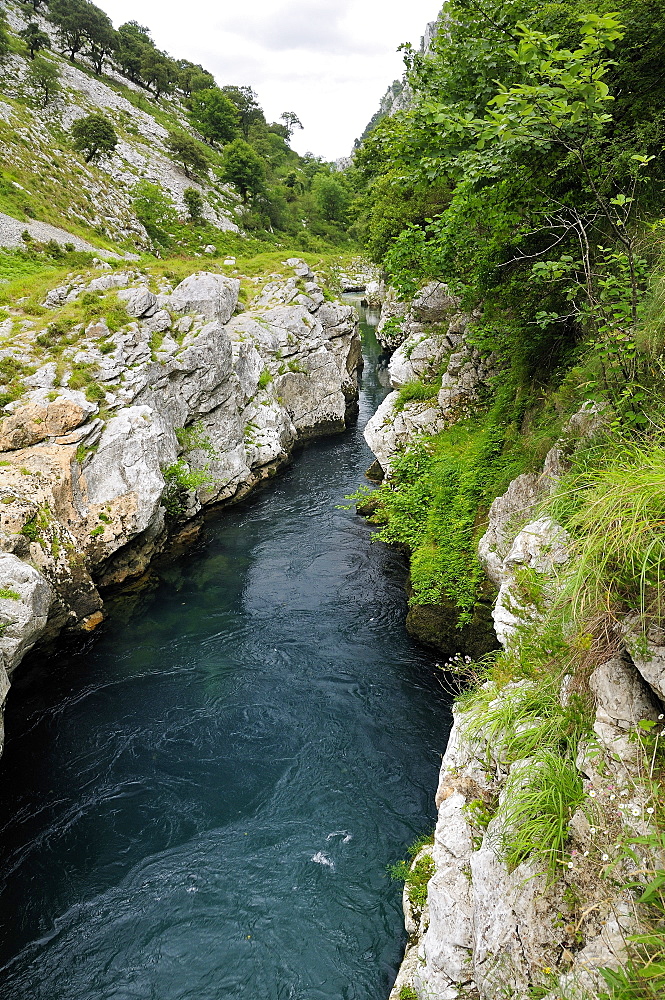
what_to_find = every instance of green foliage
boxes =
[257,368,272,389]
[388,851,436,910]
[189,88,241,146]
[359,379,550,619]
[499,750,584,875]
[183,187,204,223]
[355,1,665,377]
[394,376,441,412]
[174,420,217,458]
[20,518,42,543]
[27,55,60,108]
[20,21,51,59]
[311,173,350,225]
[0,588,20,600]
[71,113,118,163]
[219,138,265,203]
[549,439,665,626]
[166,131,209,179]
[162,459,215,520]
[133,181,178,247]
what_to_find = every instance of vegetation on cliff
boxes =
[354,4,665,997]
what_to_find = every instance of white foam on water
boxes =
[311,852,335,869]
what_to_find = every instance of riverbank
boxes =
[361,279,665,1000]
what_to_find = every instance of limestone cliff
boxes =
[0,258,361,754]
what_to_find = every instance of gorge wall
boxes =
[362,283,665,1000]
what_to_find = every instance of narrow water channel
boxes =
[0,303,452,1000]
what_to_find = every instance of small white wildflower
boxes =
[602,853,609,861]
[609,794,616,800]
[567,862,574,869]
[631,808,641,817]
[589,791,597,798]
[590,827,596,835]
[647,807,654,815]
[583,851,589,857]
[659,714,664,720]
[620,790,628,796]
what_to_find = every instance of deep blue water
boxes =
[0,303,452,1000]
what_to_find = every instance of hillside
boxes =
[0,0,355,259]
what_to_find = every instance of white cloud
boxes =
[95,0,442,159]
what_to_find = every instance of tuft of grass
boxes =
[498,750,584,876]
[395,376,441,412]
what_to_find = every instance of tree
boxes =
[312,173,349,224]
[141,49,176,97]
[177,60,214,97]
[280,111,303,140]
[71,113,118,162]
[116,21,151,82]
[220,85,265,137]
[27,55,60,107]
[166,131,209,179]
[0,16,10,63]
[189,88,241,146]
[183,187,204,223]
[86,12,117,75]
[219,138,265,203]
[20,22,50,59]
[49,0,91,61]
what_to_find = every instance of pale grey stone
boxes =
[117,286,158,318]
[0,553,53,676]
[168,272,240,323]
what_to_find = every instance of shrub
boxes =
[71,114,118,163]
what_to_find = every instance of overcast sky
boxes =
[97,0,442,160]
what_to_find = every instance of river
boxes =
[0,302,452,1000]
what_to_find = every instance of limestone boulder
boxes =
[589,655,662,760]
[0,553,53,675]
[117,286,157,318]
[492,517,570,646]
[363,391,447,474]
[388,333,448,388]
[478,474,543,587]
[83,405,177,539]
[625,624,665,703]
[411,281,459,323]
[167,272,240,323]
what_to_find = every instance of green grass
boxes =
[499,750,585,875]
[395,376,442,412]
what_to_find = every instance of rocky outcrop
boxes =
[0,259,360,746]
[364,282,493,476]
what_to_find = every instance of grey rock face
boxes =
[0,553,53,754]
[590,655,662,760]
[492,517,570,647]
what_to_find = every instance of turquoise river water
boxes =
[0,303,452,999]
